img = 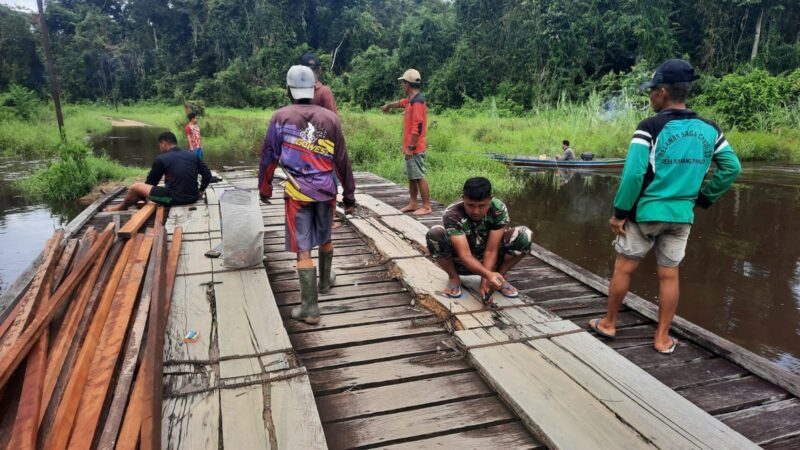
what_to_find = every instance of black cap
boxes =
[640,59,700,90]
[301,52,319,68]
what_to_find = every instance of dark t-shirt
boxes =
[443,198,510,258]
[145,147,211,197]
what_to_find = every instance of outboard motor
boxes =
[580,152,595,161]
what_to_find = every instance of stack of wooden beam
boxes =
[0,205,183,450]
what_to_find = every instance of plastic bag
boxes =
[220,189,264,268]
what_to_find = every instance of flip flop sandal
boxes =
[655,337,678,355]
[444,283,462,299]
[589,318,617,340]
[499,282,520,298]
[482,292,498,309]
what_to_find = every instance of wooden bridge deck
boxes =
[218,168,800,449]
[4,168,798,448]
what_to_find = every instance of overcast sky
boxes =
[1,0,39,12]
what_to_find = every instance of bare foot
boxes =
[400,204,418,213]
[332,222,342,229]
[103,205,126,212]
[412,207,432,216]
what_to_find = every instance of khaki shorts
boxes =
[404,152,426,180]
[613,221,691,267]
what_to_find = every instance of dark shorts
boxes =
[425,225,533,275]
[285,198,335,253]
[148,185,198,206]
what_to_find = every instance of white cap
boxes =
[287,65,315,100]
[398,68,422,83]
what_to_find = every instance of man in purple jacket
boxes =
[259,65,355,324]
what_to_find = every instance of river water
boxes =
[1,127,798,373]
[505,166,800,373]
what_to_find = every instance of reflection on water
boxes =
[90,125,255,169]
[505,166,800,374]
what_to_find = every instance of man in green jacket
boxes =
[590,59,741,354]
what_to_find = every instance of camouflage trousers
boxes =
[425,225,533,275]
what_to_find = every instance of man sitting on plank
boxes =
[258,65,356,324]
[106,131,212,212]
[426,177,532,305]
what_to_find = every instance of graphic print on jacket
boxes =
[613,108,741,224]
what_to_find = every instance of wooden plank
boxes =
[66,234,154,450]
[316,371,491,422]
[645,357,749,390]
[8,330,48,449]
[278,293,414,318]
[43,229,132,450]
[119,228,182,450]
[95,232,159,450]
[39,241,125,440]
[679,376,790,415]
[140,228,168,450]
[529,242,800,398]
[309,355,471,395]
[0,226,113,391]
[616,341,713,369]
[379,213,430,248]
[176,240,212,275]
[323,396,515,449]
[213,269,293,379]
[354,193,407,216]
[383,422,541,450]
[463,336,651,449]
[717,399,800,445]
[40,237,118,425]
[290,320,444,352]
[162,391,219,450]
[220,385,268,450]
[163,274,212,364]
[546,330,759,449]
[301,333,451,370]
[348,217,420,258]
[270,270,390,293]
[267,372,327,449]
[50,239,78,293]
[391,257,484,316]
[286,305,432,333]
[118,203,156,238]
[274,281,407,307]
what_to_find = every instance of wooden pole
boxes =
[35,0,65,141]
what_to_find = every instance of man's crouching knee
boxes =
[503,226,533,255]
[426,225,452,258]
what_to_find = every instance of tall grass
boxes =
[3,100,800,202]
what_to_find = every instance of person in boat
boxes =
[381,69,432,216]
[555,140,575,161]
[426,177,532,304]
[105,131,211,212]
[589,59,741,354]
[258,65,356,325]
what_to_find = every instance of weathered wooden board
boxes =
[382,422,542,450]
[166,204,210,235]
[679,376,790,415]
[176,240,213,275]
[316,371,491,422]
[278,293,413,318]
[645,357,749,390]
[163,274,213,364]
[270,270,390,293]
[323,396,515,449]
[162,391,220,450]
[301,333,451,370]
[274,281,407,307]
[348,217,420,258]
[460,334,651,449]
[309,355,471,395]
[213,269,293,379]
[286,305,432,332]
[290,320,444,352]
[717,399,800,445]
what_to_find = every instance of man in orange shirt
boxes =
[381,69,431,215]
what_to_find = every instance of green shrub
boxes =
[2,84,40,119]
[16,141,143,201]
[705,69,786,131]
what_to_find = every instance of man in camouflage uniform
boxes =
[426,177,532,303]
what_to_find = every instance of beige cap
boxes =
[398,69,422,83]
